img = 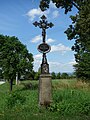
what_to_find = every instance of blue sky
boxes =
[0,0,78,73]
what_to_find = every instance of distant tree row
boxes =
[51,72,76,79]
[21,71,76,80]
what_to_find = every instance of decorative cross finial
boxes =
[33,15,54,74]
[33,15,54,43]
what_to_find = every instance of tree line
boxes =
[51,72,76,79]
[20,71,75,80]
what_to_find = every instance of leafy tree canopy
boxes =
[56,72,61,79]
[51,72,56,79]
[0,34,33,90]
[61,72,69,79]
[65,0,90,80]
[39,0,86,13]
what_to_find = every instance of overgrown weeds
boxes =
[6,91,26,109]
[49,89,90,116]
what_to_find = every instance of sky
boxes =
[0,0,78,73]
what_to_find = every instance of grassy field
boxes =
[0,79,90,120]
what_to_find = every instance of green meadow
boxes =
[0,79,90,120]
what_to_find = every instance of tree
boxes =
[51,72,56,79]
[69,72,76,79]
[39,0,83,13]
[56,72,61,79]
[24,70,35,80]
[65,1,90,80]
[0,35,33,91]
[61,73,69,79]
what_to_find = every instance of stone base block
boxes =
[39,74,52,107]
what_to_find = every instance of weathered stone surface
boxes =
[39,74,52,107]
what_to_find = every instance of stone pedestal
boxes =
[39,74,52,107]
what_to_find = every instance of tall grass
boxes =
[0,79,90,120]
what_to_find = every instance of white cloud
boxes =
[49,61,74,73]
[26,8,42,21]
[49,61,62,67]
[34,54,42,60]
[49,1,56,9]
[68,59,76,65]
[68,61,76,65]
[33,54,42,72]
[31,35,42,43]
[51,44,71,53]
[31,35,55,44]
[49,1,59,18]
[26,8,49,21]
[46,38,55,43]
[26,1,59,21]
[52,10,59,18]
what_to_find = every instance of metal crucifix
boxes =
[33,15,54,74]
